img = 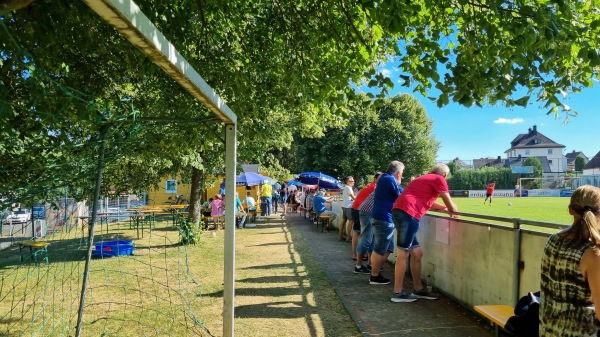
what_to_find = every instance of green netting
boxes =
[0,15,213,337]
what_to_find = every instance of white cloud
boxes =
[493,118,524,124]
[381,68,391,77]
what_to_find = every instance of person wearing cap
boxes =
[313,189,336,223]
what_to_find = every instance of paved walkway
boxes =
[282,211,496,337]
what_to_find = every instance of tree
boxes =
[294,94,438,182]
[522,157,544,188]
[575,156,586,173]
[447,161,458,176]
[447,167,519,190]
[3,0,600,217]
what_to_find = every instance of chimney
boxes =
[497,156,501,162]
[528,127,532,133]
[533,125,537,132]
[518,154,522,160]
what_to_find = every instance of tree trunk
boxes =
[188,166,204,230]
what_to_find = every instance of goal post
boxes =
[517,177,578,197]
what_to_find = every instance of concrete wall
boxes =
[328,202,553,307]
[416,215,552,307]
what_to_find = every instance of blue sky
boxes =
[376,66,600,163]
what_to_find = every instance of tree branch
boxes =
[338,1,370,51]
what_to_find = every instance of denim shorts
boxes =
[370,218,395,255]
[392,208,420,250]
[357,211,373,255]
[351,208,361,231]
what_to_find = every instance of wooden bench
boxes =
[316,215,333,232]
[474,304,514,337]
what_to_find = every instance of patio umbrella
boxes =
[286,179,305,187]
[263,176,277,185]
[236,172,269,186]
[297,172,343,190]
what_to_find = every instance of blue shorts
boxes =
[357,211,373,255]
[351,208,361,231]
[392,209,420,250]
[370,218,395,255]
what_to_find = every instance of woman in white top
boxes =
[339,176,356,241]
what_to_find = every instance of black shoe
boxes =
[353,265,370,274]
[369,274,390,285]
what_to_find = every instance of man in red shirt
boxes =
[390,163,458,303]
[484,181,496,205]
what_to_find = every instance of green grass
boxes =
[0,217,360,337]
[446,196,573,225]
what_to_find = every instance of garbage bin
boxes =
[260,202,267,216]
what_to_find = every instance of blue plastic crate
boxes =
[93,240,134,258]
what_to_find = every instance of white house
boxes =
[583,151,600,176]
[504,125,567,178]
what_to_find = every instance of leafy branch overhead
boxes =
[1,0,598,205]
[364,0,600,115]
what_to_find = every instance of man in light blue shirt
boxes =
[313,189,337,220]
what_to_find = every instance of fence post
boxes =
[512,218,522,306]
[75,125,108,337]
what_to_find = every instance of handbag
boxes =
[505,291,540,337]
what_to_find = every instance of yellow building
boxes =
[147,178,193,206]
[149,177,263,206]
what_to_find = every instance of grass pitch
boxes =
[448,196,572,225]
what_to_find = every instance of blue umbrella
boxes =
[297,172,343,190]
[286,179,305,187]
[236,172,268,186]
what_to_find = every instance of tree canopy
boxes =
[294,94,439,183]
[2,0,599,207]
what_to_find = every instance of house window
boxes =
[548,160,553,164]
[525,150,530,155]
[166,180,177,194]
[548,149,553,155]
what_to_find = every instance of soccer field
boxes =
[447,197,572,225]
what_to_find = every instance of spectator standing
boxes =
[484,180,496,205]
[351,172,381,272]
[369,161,405,285]
[219,178,226,196]
[272,181,281,213]
[261,183,273,215]
[280,183,289,217]
[210,194,224,230]
[339,176,357,242]
[540,185,600,336]
[390,163,458,303]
